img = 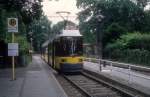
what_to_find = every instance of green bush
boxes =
[103,23,127,46]
[15,36,31,67]
[15,36,30,55]
[106,32,150,51]
[108,49,150,66]
[120,33,150,50]
[105,33,150,66]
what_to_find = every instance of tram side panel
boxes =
[47,43,52,66]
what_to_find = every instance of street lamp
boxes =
[95,13,104,59]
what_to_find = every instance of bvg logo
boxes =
[9,19,17,27]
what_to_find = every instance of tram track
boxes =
[55,73,87,97]
[63,73,133,97]
[83,69,150,97]
[55,69,150,97]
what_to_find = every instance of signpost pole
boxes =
[12,33,15,80]
[8,18,18,80]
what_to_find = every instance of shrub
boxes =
[15,36,30,55]
[106,32,150,51]
[105,32,150,66]
[103,23,127,46]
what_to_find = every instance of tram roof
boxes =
[58,30,82,37]
[42,30,82,47]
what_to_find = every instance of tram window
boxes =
[75,38,83,55]
[54,37,83,56]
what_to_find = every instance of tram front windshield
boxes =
[55,37,83,56]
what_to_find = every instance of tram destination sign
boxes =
[8,18,18,32]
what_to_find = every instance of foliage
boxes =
[77,0,150,60]
[0,9,6,40]
[0,0,43,24]
[107,49,150,66]
[0,10,27,41]
[135,0,150,8]
[142,10,150,32]
[0,2,43,58]
[106,33,150,51]
[105,33,150,66]
[0,0,43,67]
[77,0,150,45]
[30,20,77,52]
[28,16,52,52]
[103,23,126,45]
[15,36,30,55]
[52,21,66,34]
[83,30,96,43]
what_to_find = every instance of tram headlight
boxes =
[79,58,83,62]
[61,59,67,62]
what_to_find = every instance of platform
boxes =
[84,61,150,95]
[0,55,68,97]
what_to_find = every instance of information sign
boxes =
[8,43,19,56]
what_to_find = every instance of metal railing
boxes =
[85,58,150,72]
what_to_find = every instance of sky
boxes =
[42,0,150,25]
[42,0,80,24]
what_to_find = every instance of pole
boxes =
[96,25,102,59]
[12,33,15,80]
[99,59,102,71]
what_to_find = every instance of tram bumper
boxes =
[60,63,83,73]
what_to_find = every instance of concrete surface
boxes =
[0,55,68,97]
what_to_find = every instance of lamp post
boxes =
[95,14,104,59]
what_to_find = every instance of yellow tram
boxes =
[43,30,83,73]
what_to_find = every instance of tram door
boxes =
[0,40,7,68]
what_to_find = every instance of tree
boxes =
[76,0,149,57]
[28,16,52,52]
[143,10,150,32]
[103,23,126,45]
[0,0,43,42]
[135,0,150,9]
[0,0,42,24]
[0,9,6,40]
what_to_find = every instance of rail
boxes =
[63,73,134,97]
